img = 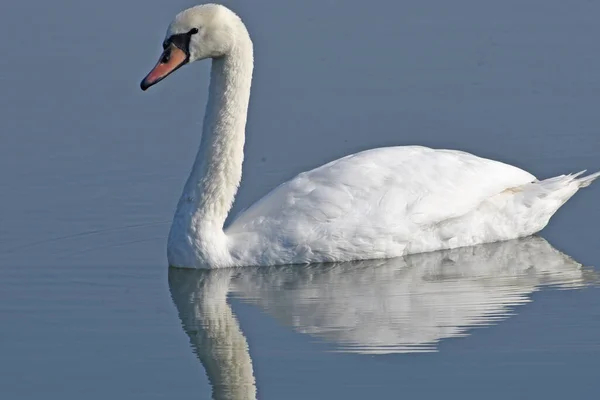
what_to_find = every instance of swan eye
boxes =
[189,28,199,35]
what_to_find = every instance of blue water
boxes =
[2,0,600,398]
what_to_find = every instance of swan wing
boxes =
[226,146,535,261]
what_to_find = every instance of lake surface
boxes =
[1,0,600,398]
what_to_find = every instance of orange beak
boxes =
[140,44,188,91]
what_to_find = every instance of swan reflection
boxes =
[168,237,592,399]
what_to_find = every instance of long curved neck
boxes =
[171,33,253,266]
[189,40,253,227]
[193,41,253,226]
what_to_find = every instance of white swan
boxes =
[142,4,599,269]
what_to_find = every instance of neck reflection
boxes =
[169,268,257,400]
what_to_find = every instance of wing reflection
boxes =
[169,236,592,399]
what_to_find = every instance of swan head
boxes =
[140,4,244,91]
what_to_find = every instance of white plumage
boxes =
[227,147,598,266]
[141,4,598,269]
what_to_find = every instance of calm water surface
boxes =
[1,0,600,399]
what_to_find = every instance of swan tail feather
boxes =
[491,171,598,238]
[528,170,600,193]
[574,170,600,188]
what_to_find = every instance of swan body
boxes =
[141,4,599,269]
